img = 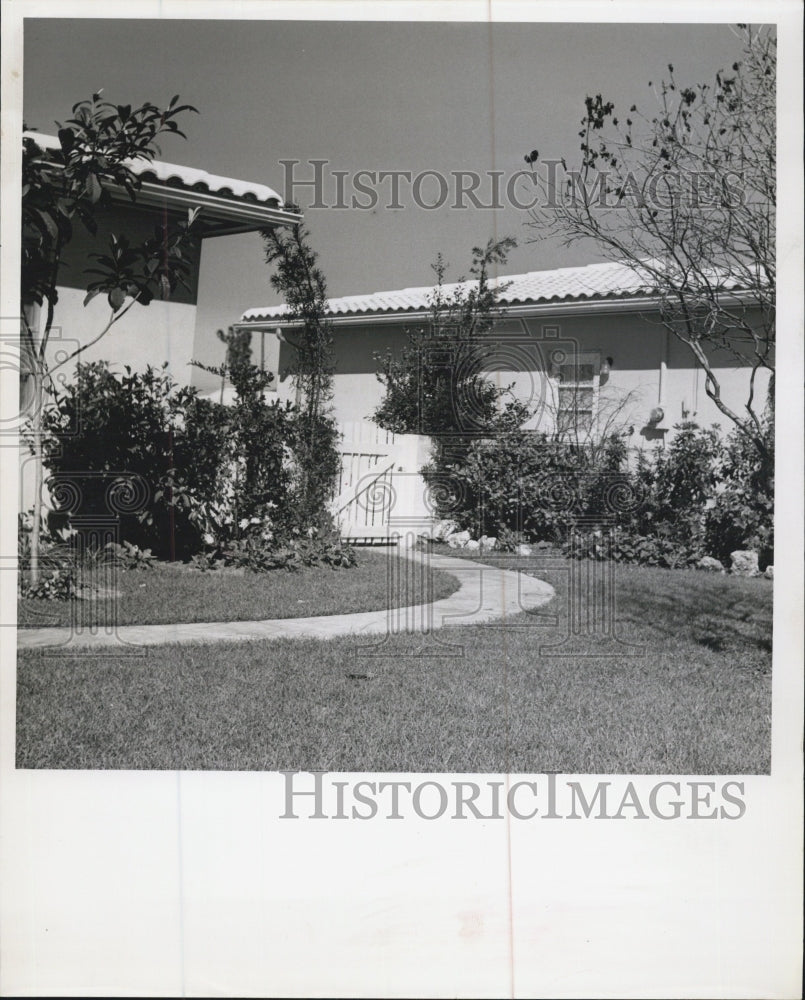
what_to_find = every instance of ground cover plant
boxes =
[16,550,771,773]
[17,548,459,628]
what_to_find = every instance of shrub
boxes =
[440,418,773,570]
[286,411,342,536]
[32,357,352,579]
[626,422,721,551]
[182,363,296,551]
[40,361,200,559]
[105,541,156,571]
[191,530,356,573]
[18,513,80,599]
[373,238,531,470]
[567,527,700,569]
[704,421,774,567]
[433,429,633,543]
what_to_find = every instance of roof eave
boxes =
[113,182,302,235]
[236,290,760,329]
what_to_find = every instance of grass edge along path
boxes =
[16,550,556,649]
[16,547,461,632]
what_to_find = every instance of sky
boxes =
[23,17,751,390]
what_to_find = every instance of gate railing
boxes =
[332,421,432,543]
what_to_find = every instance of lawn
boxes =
[16,548,460,628]
[16,550,772,773]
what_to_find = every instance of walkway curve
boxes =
[17,550,555,650]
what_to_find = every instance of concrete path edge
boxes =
[17,550,555,650]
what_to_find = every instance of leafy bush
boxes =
[182,363,296,550]
[624,422,720,552]
[567,527,700,569]
[704,420,774,567]
[18,513,80,599]
[40,361,199,559]
[433,429,633,543]
[40,360,347,570]
[286,411,342,536]
[374,238,531,469]
[18,564,78,600]
[441,419,773,570]
[189,530,356,573]
[105,541,156,571]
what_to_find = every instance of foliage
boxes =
[287,411,343,534]
[439,429,632,542]
[23,92,198,312]
[704,408,774,566]
[217,532,357,573]
[524,25,775,482]
[262,213,335,418]
[373,237,530,464]
[40,361,198,559]
[21,92,199,583]
[217,325,252,371]
[261,213,341,533]
[570,528,701,569]
[179,361,295,553]
[105,541,156,571]
[18,514,80,600]
[624,422,721,555]
[18,565,79,601]
[184,360,349,569]
[40,359,354,576]
[441,418,773,569]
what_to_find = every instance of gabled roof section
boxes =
[239,260,665,323]
[23,131,301,236]
[242,257,755,325]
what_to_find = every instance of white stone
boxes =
[465,539,480,551]
[516,543,533,557]
[764,565,774,580]
[730,550,760,577]
[479,535,498,550]
[697,556,725,573]
[433,519,460,541]
[447,530,471,549]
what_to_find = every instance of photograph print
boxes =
[13,17,778,776]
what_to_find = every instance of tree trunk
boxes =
[29,364,44,585]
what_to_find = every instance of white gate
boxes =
[332,421,433,543]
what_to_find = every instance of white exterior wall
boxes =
[308,308,772,448]
[37,289,198,387]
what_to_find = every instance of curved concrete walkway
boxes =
[17,550,555,650]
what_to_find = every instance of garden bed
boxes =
[17,549,460,628]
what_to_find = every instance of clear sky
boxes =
[23,17,750,391]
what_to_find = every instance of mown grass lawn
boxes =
[17,548,459,627]
[16,550,772,774]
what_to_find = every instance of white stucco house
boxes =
[19,133,300,512]
[236,259,773,447]
[22,130,301,385]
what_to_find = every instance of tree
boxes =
[21,92,199,581]
[261,215,341,532]
[523,24,775,485]
[374,236,529,441]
